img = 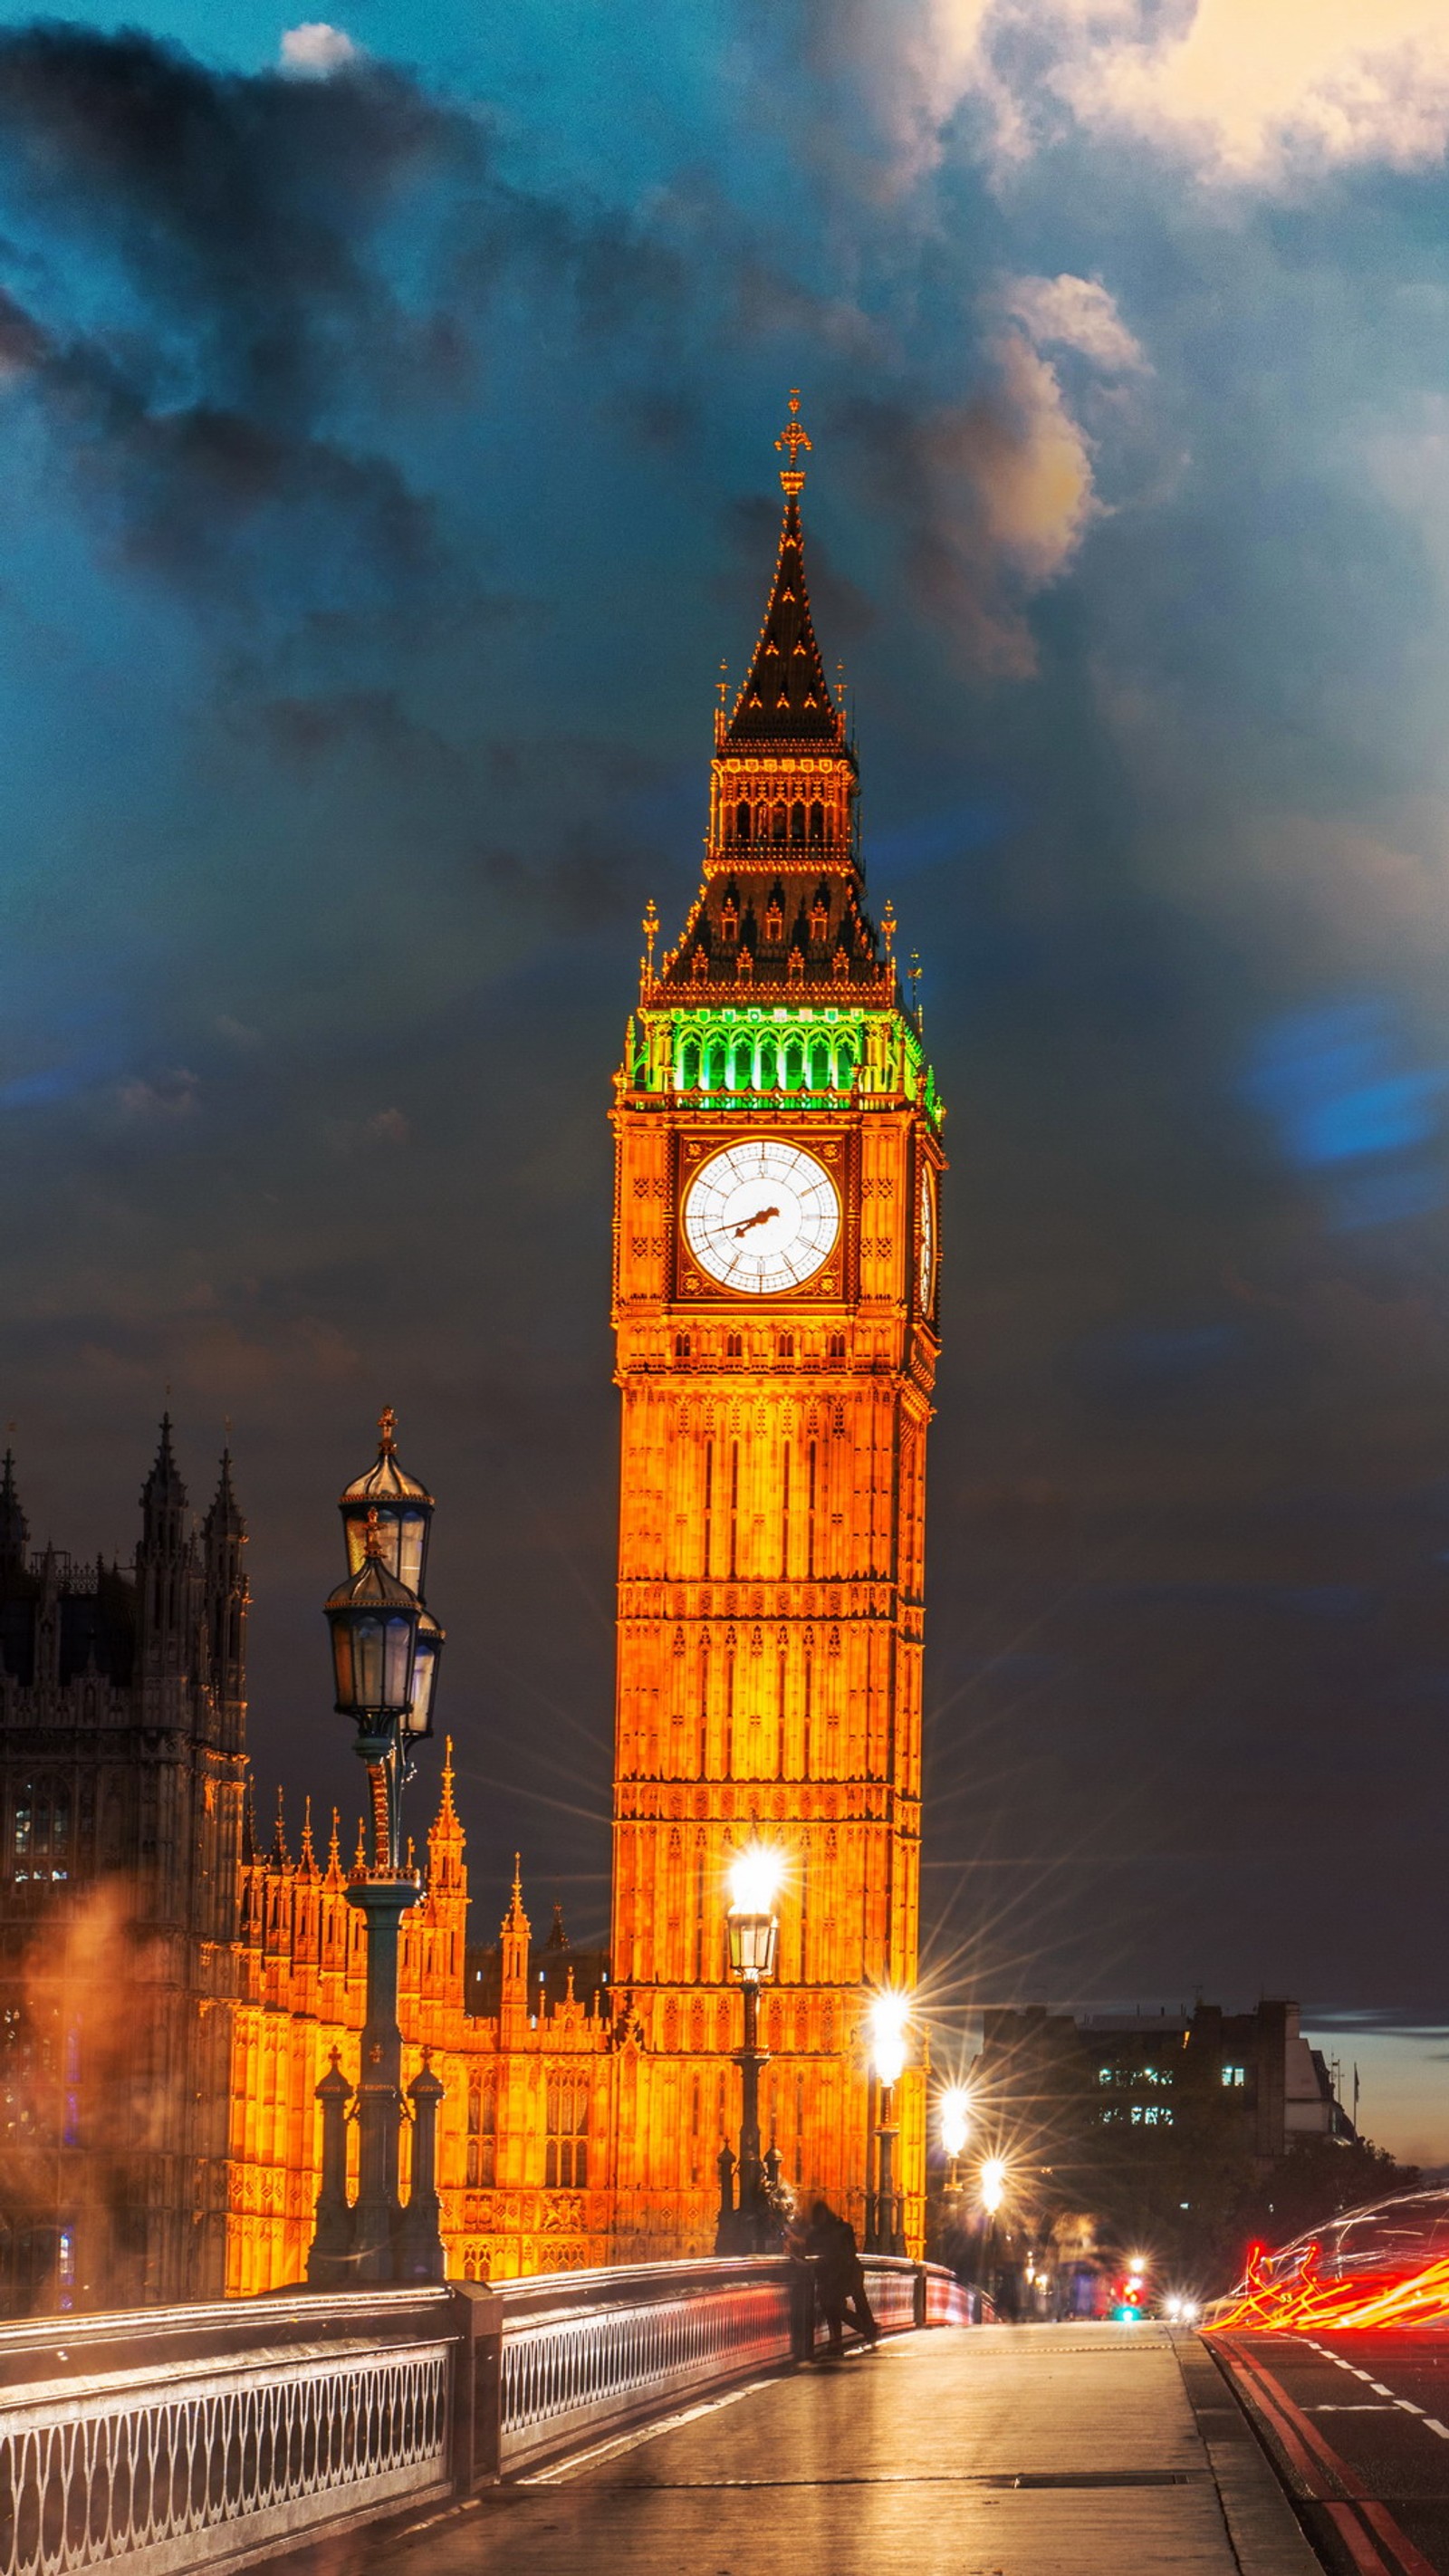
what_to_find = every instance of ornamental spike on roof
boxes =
[724,393,843,750]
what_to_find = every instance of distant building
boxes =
[0,1426,246,2312]
[975,1998,1352,2177]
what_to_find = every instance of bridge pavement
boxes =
[271,2321,1322,2576]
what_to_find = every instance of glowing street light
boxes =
[867,1990,912,2255]
[980,2155,1007,2216]
[716,1844,782,2254]
[940,2086,971,2175]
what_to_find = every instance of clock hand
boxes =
[726,1205,781,1239]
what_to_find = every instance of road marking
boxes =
[1424,2417,1449,2438]
[1396,2401,1425,2415]
[1367,2383,1394,2397]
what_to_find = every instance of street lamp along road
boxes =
[308,1414,447,2289]
[867,1992,911,2256]
[940,2086,971,2179]
[715,1843,782,2254]
[977,2153,1008,2314]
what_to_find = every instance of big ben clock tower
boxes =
[609,398,944,2256]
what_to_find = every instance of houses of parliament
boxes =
[0,404,945,2312]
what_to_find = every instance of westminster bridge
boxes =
[0,2259,1340,2576]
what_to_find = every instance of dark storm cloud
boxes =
[0,26,474,601]
[0,24,478,412]
[0,24,690,617]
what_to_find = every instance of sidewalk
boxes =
[277,2323,1324,2576]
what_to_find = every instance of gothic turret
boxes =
[499,1856,531,2046]
[136,1415,202,1688]
[140,1414,187,1557]
[0,1452,29,1573]
[202,1450,248,1750]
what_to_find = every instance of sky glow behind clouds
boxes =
[2,0,1449,2152]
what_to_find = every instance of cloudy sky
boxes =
[4,0,1449,2156]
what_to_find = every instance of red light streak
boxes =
[1208,2238,1449,2333]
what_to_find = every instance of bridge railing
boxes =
[0,2255,973,2576]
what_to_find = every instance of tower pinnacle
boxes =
[774,388,812,495]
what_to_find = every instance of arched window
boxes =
[833,1039,856,1091]
[705,1036,727,1091]
[809,801,825,842]
[771,802,787,842]
[729,1035,753,1091]
[678,1035,700,1092]
[808,1035,831,1091]
[675,1331,692,1359]
[736,801,751,842]
[754,1036,776,1091]
[545,2079,588,2188]
[791,801,806,842]
[782,1036,804,1091]
[828,1331,847,1360]
[726,1333,744,1360]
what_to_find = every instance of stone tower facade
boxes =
[608,399,945,2254]
[0,1426,248,2312]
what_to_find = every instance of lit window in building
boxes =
[1129,2104,1174,2126]
[10,1780,71,1884]
[1222,2064,1246,2087]
[545,2079,588,2187]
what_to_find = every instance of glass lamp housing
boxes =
[403,1608,445,1741]
[325,1552,420,1725]
[869,1992,911,2088]
[726,1909,779,1984]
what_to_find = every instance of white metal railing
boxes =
[0,2255,973,2572]
[0,2290,455,2576]
[495,2264,801,2472]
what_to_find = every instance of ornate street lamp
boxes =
[715,1844,781,2254]
[308,1418,446,2290]
[867,1991,911,2255]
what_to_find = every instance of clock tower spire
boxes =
[609,399,944,2254]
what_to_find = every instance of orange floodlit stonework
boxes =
[225,1755,620,2295]
[607,393,943,2254]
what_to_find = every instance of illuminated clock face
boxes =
[683,1139,840,1295]
[919,1166,936,1313]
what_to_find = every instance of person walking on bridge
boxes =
[803,2200,878,2357]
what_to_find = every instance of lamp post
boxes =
[308,1413,445,2288]
[936,2084,971,2263]
[716,1845,780,2254]
[979,2153,1007,2314]
[867,1993,910,2256]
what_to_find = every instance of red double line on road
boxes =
[1215,2335,1438,2576]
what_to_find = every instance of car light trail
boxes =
[1208,2240,1449,2333]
